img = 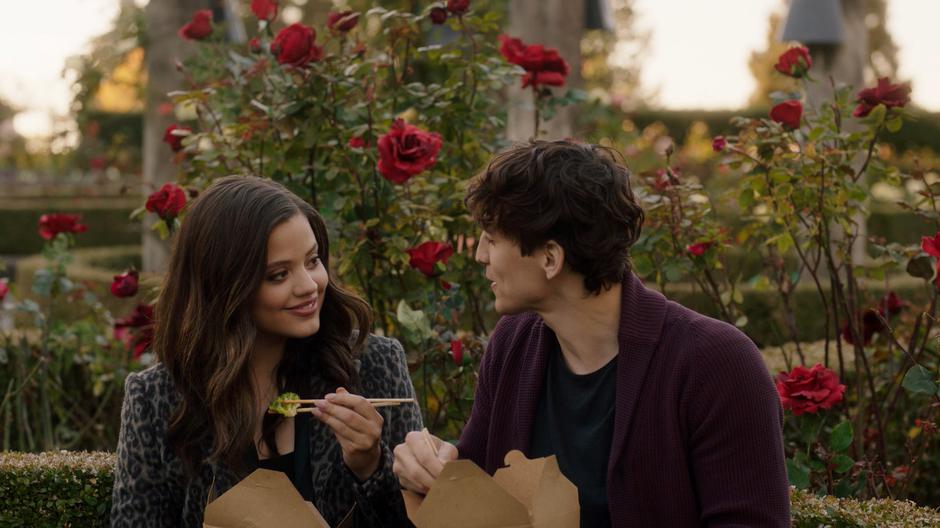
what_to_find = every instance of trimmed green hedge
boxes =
[624,108,940,155]
[791,487,940,527]
[0,451,114,528]
[665,274,931,348]
[1,451,939,527]
[0,202,139,256]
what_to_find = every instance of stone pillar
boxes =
[506,0,585,141]
[804,0,868,264]
[142,0,206,272]
[803,0,867,114]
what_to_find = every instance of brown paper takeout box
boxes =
[203,468,353,528]
[402,450,580,528]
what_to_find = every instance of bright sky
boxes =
[633,0,940,110]
[1,0,939,139]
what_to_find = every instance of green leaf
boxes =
[786,458,810,489]
[831,454,854,473]
[663,263,683,282]
[829,421,854,452]
[907,255,935,281]
[632,254,653,277]
[396,300,433,342]
[902,365,939,395]
[31,269,54,297]
[885,114,903,133]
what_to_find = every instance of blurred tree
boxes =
[581,0,650,109]
[64,0,146,174]
[0,97,32,170]
[748,0,899,107]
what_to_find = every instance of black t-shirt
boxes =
[529,343,617,528]
[248,412,314,501]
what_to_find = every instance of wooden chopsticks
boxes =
[421,427,439,457]
[281,398,415,405]
[270,397,416,414]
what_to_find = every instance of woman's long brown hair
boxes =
[154,176,373,477]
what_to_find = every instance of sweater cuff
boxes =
[345,441,398,499]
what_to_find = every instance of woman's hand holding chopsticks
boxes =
[311,387,384,482]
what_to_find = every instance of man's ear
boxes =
[542,240,565,280]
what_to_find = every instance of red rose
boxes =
[146,183,187,220]
[251,0,278,21]
[0,280,8,302]
[450,339,466,366]
[348,136,366,149]
[110,269,139,298]
[686,241,713,257]
[377,119,443,184]
[326,10,359,33]
[775,364,846,415]
[920,232,940,257]
[248,37,263,54]
[711,136,727,152]
[770,100,802,129]
[38,213,88,240]
[271,24,323,67]
[407,241,453,277]
[498,34,570,89]
[853,77,911,118]
[163,124,191,153]
[774,46,812,78]
[921,232,940,287]
[651,168,677,192]
[841,309,883,346]
[114,304,155,359]
[429,6,448,24]
[446,0,470,15]
[878,291,905,317]
[178,10,213,41]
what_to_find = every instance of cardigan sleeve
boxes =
[457,316,515,467]
[111,371,182,528]
[315,336,422,527]
[685,319,791,527]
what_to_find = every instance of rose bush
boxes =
[154,1,573,437]
[0,216,146,451]
[629,46,940,503]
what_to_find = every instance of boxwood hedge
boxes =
[2,451,939,527]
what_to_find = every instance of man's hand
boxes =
[392,430,458,494]
[312,387,384,481]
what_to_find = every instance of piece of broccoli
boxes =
[267,392,301,417]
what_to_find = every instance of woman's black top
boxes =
[248,412,314,501]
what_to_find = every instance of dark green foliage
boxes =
[2,451,939,527]
[0,452,115,528]
[0,206,139,256]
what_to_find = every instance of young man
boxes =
[393,140,790,526]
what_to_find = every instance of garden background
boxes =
[2,0,940,526]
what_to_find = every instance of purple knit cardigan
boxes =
[457,273,790,527]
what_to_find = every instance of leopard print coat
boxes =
[110,335,422,527]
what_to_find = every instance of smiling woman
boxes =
[110,176,422,527]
